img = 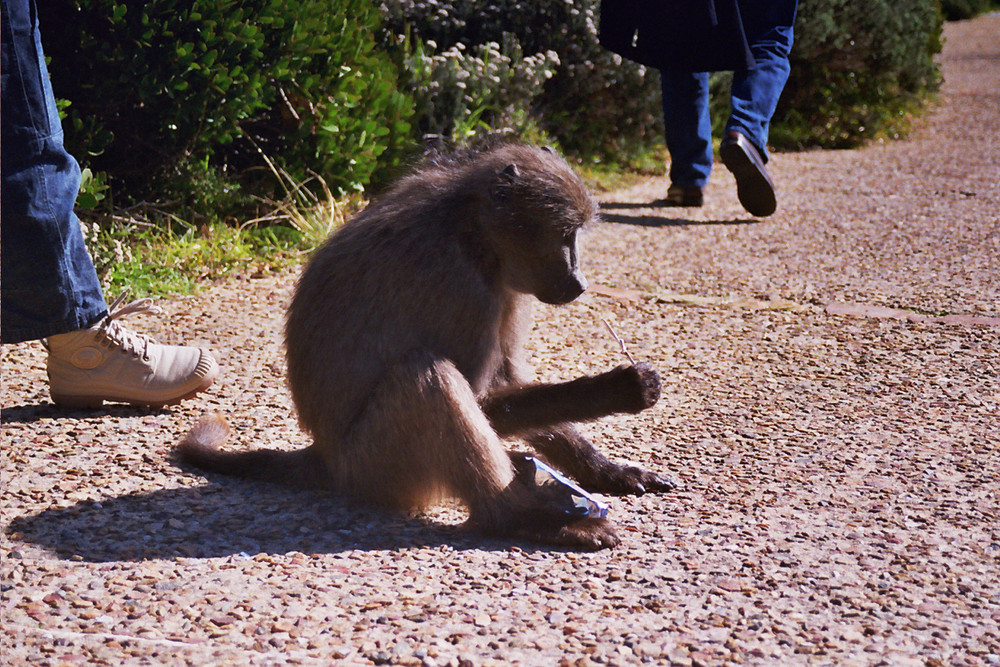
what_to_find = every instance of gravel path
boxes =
[3,15,998,667]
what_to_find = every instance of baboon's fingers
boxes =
[548,517,621,550]
[467,515,620,550]
[497,517,620,550]
[583,463,678,496]
[642,471,680,493]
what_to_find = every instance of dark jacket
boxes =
[599,0,755,72]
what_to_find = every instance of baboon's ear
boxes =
[499,163,520,181]
[492,163,520,201]
[540,145,555,154]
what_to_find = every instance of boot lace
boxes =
[95,292,164,361]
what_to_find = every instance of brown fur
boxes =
[178,143,674,550]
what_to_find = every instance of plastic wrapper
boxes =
[518,456,609,519]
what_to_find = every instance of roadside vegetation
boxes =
[42,0,993,296]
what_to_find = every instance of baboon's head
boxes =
[487,147,597,305]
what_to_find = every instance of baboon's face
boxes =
[531,226,588,305]
[495,216,589,305]
[489,156,596,305]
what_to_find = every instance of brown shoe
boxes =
[719,131,776,217]
[658,184,704,207]
[44,293,219,408]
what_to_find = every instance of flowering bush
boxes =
[399,32,560,144]
[383,0,665,162]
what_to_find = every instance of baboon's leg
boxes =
[321,350,514,512]
[480,363,660,437]
[329,350,619,550]
[525,424,678,495]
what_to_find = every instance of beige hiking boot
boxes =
[44,293,219,408]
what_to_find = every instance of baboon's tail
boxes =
[177,413,330,491]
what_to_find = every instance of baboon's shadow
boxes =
[5,473,517,561]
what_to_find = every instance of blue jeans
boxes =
[1,0,107,344]
[660,0,798,188]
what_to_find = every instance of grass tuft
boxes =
[78,152,363,298]
[80,213,308,298]
[250,148,358,251]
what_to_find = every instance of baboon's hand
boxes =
[477,479,622,550]
[586,463,679,496]
[610,362,661,412]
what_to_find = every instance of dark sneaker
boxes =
[659,184,704,207]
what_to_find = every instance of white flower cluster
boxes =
[78,218,133,280]
[404,32,559,142]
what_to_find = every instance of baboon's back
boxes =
[285,156,507,440]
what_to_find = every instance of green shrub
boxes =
[940,0,999,20]
[46,0,947,224]
[769,0,943,148]
[43,0,413,217]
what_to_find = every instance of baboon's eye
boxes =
[563,225,582,243]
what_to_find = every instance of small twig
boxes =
[601,318,636,365]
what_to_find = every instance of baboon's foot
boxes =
[468,478,620,550]
[516,516,620,551]
[611,362,661,413]
[471,512,620,550]
[582,462,678,495]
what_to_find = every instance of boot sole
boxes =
[51,376,217,410]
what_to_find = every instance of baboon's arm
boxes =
[480,362,660,437]
[525,423,678,495]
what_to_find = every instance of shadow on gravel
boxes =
[599,203,757,228]
[5,477,535,561]
[1,403,169,424]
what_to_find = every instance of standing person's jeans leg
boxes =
[1,0,219,408]
[660,70,713,190]
[1,0,107,344]
[725,0,798,160]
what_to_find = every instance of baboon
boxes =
[179,142,674,550]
